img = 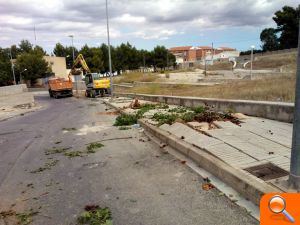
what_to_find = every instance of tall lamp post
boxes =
[20,69,27,84]
[9,48,16,85]
[68,35,78,97]
[106,0,113,98]
[68,35,75,63]
[289,19,300,189]
[250,45,255,80]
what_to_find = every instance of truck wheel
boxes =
[49,90,53,98]
[90,90,96,98]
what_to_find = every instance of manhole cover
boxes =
[244,163,289,181]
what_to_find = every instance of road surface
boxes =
[0,95,258,225]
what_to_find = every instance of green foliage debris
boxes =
[45,147,71,155]
[64,151,84,158]
[114,114,137,126]
[30,159,59,173]
[16,210,39,225]
[87,142,104,153]
[77,206,112,225]
[62,127,77,131]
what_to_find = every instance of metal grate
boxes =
[244,163,289,181]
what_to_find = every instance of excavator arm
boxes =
[68,54,91,80]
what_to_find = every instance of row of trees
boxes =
[260,5,299,51]
[0,40,49,86]
[0,40,175,86]
[53,42,176,73]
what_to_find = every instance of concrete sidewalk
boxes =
[103,97,294,205]
[0,92,38,121]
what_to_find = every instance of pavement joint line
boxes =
[247,130,291,149]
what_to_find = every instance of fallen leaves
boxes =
[202,183,215,191]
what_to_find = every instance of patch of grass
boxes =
[180,112,196,122]
[62,127,77,131]
[77,206,112,225]
[64,151,84,158]
[114,114,138,126]
[1,209,39,225]
[191,106,205,114]
[45,147,71,155]
[114,72,158,84]
[157,103,169,109]
[152,113,177,125]
[116,74,296,102]
[86,142,104,153]
[30,159,59,173]
[136,104,157,118]
[168,107,187,113]
[118,126,131,130]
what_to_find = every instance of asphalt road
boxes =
[0,95,258,225]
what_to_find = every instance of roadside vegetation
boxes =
[114,103,240,127]
[115,74,296,102]
[77,205,112,225]
[114,72,159,84]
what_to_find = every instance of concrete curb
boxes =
[114,93,294,123]
[138,119,281,205]
[102,98,282,206]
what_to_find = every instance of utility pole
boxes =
[211,42,214,65]
[289,18,300,189]
[68,35,75,63]
[106,0,113,98]
[143,54,146,74]
[250,45,255,80]
[69,35,77,96]
[34,25,37,48]
[167,51,169,71]
[9,48,16,85]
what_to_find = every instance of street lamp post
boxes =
[250,45,255,80]
[105,0,113,98]
[9,48,16,85]
[20,68,27,84]
[68,35,78,97]
[68,35,75,63]
[289,19,300,189]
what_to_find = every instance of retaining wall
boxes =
[0,84,28,97]
[115,93,294,123]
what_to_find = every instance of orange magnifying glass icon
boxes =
[269,195,295,223]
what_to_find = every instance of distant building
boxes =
[43,56,68,78]
[169,46,239,66]
[35,56,68,87]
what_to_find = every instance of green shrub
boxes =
[191,106,205,114]
[168,107,187,113]
[152,113,177,125]
[180,112,196,122]
[136,104,157,118]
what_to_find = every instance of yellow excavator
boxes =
[69,54,111,98]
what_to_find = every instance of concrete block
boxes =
[213,121,240,129]
[187,121,210,131]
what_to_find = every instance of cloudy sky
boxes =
[0,0,298,53]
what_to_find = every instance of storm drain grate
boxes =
[244,163,289,181]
